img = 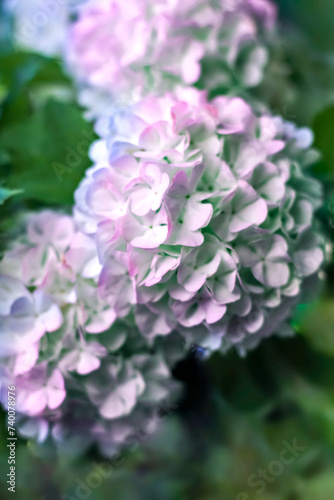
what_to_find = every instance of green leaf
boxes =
[0,184,22,204]
[0,99,97,206]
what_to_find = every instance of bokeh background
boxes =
[1,1,334,499]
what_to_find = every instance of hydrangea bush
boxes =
[74,88,325,355]
[1,0,327,456]
[0,212,179,455]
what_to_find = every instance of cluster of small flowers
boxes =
[0,211,179,453]
[74,88,325,355]
[5,0,275,120]
[66,0,277,118]
[2,0,326,453]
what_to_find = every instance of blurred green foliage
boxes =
[1,1,334,499]
[0,10,97,248]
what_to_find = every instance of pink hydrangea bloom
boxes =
[74,88,324,354]
[66,0,276,116]
[0,211,179,454]
[0,211,114,333]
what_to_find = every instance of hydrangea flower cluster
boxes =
[0,211,179,454]
[66,0,276,117]
[2,0,326,454]
[74,88,325,354]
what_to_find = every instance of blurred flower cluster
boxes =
[6,0,277,117]
[0,212,178,454]
[1,0,326,453]
[66,0,276,117]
